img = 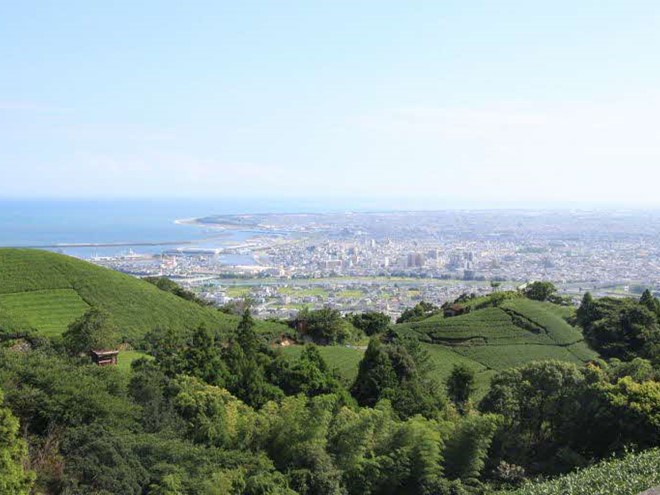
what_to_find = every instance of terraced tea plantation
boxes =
[454,343,584,370]
[422,343,496,397]
[393,297,598,395]
[0,288,89,337]
[281,343,503,397]
[500,298,582,345]
[277,298,599,398]
[0,249,287,340]
[397,307,554,345]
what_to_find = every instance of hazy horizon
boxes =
[4,196,660,213]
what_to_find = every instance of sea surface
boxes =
[0,197,460,259]
[0,199,311,259]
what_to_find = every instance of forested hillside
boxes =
[0,256,659,494]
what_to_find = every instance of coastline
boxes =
[174,217,212,227]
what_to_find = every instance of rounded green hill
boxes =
[0,249,274,340]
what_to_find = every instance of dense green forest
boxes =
[0,255,659,494]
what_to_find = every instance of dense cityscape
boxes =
[88,209,660,318]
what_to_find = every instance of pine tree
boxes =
[183,326,228,386]
[640,289,660,317]
[446,364,476,414]
[351,338,398,407]
[62,307,120,356]
[576,292,595,328]
[237,309,260,357]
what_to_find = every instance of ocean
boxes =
[0,199,301,258]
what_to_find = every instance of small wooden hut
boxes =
[90,349,119,366]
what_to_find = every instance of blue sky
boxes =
[1,1,660,206]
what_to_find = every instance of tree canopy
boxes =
[0,388,34,495]
[0,289,659,494]
[447,364,476,414]
[522,282,557,302]
[350,311,391,336]
[577,295,660,362]
[396,301,441,323]
[297,306,354,344]
[351,334,446,419]
[62,307,120,356]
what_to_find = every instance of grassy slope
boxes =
[454,344,583,369]
[116,350,153,372]
[280,343,498,399]
[0,249,285,340]
[280,345,364,382]
[0,289,90,337]
[501,449,660,495]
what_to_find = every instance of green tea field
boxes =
[500,298,582,345]
[0,249,287,340]
[501,448,660,495]
[391,298,598,395]
[422,343,496,397]
[0,288,89,337]
[453,343,583,370]
[283,343,497,398]
[397,307,554,345]
[280,297,598,399]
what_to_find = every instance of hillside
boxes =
[0,249,284,340]
[279,299,598,398]
[394,297,598,396]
